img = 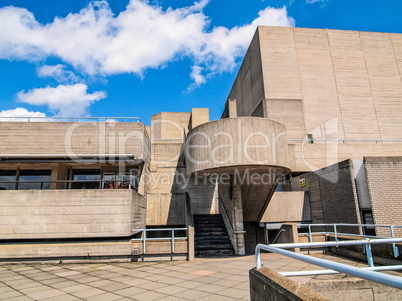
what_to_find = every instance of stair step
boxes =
[194,216,224,220]
[194,227,227,232]
[194,220,225,226]
[195,244,233,250]
[193,214,234,257]
[195,232,228,237]
[196,240,232,245]
[195,235,229,240]
[195,249,234,256]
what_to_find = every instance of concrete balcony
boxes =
[0,189,146,240]
[185,117,290,175]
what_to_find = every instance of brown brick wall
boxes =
[290,159,361,234]
[365,157,402,237]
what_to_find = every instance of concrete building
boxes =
[1,26,402,260]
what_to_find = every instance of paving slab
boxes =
[1,253,400,300]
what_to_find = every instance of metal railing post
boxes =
[172,229,175,253]
[256,245,261,269]
[365,238,374,267]
[308,224,312,243]
[143,230,146,254]
[390,225,399,258]
[334,224,338,242]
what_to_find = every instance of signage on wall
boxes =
[299,178,306,187]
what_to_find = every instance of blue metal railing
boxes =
[131,228,188,254]
[255,238,402,290]
[304,223,402,257]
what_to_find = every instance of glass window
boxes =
[0,170,16,190]
[71,170,101,189]
[18,170,51,190]
[103,172,136,189]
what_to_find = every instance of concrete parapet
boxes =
[185,117,290,175]
[0,241,133,261]
[0,121,150,162]
[249,266,329,301]
[304,279,402,300]
[0,189,146,239]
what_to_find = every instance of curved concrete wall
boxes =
[185,117,290,175]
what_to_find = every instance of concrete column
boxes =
[227,98,237,118]
[50,163,69,190]
[233,182,245,255]
[187,226,194,261]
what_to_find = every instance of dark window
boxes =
[102,172,136,189]
[362,210,376,236]
[71,170,101,189]
[0,170,16,190]
[18,170,51,190]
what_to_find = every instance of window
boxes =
[103,171,136,189]
[0,170,16,190]
[18,170,51,190]
[362,210,376,236]
[71,170,101,189]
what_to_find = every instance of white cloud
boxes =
[16,84,106,116]
[191,66,206,84]
[0,107,46,121]
[0,0,295,87]
[37,64,80,83]
[306,0,328,4]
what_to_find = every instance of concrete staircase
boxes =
[194,214,234,256]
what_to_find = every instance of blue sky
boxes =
[0,0,401,125]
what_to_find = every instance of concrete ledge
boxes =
[304,279,402,300]
[249,266,329,301]
[0,241,132,260]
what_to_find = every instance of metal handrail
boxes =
[151,138,183,143]
[288,139,402,143]
[131,228,188,254]
[255,240,402,289]
[0,180,137,190]
[0,116,141,122]
[271,229,286,244]
[303,223,402,257]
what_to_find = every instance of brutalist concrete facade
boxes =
[1,26,402,259]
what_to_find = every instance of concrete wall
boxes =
[0,242,133,260]
[151,112,190,140]
[229,26,402,172]
[189,108,209,130]
[228,29,264,118]
[146,193,186,225]
[148,108,217,218]
[290,159,361,233]
[0,189,146,239]
[365,157,402,237]
[304,279,402,300]
[0,122,150,161]
[260,191,307,223]
[249,267,329,301]
[185,117,290,174]
[250,267,402,301]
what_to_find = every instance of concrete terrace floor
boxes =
[0,253,397,301]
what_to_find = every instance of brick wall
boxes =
[365,157,402,237]
[290,159,361,233]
